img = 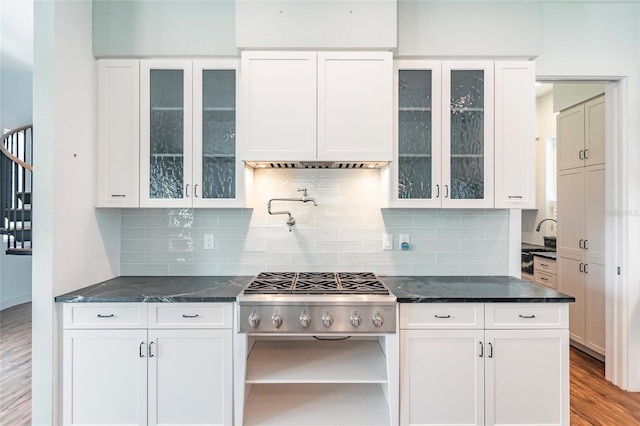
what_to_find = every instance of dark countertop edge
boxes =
[396,297,575,303]
[532,252,557,260]
[53,296,238,303]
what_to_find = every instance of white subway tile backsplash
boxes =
[120,171,510,276]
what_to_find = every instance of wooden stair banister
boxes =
[1,125,33,255]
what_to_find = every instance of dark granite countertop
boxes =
[54,276,253,303]
[533,251,557,260]
[380,276,574,303]
[55,275,574,305]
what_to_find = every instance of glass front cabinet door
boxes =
[140,60,243,208]
[392,61,494,208]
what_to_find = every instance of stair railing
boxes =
[1,124,33,254]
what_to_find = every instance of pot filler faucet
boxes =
[268,188,318,232]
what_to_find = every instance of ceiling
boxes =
[0,0,33,72]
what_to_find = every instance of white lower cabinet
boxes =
[400,303,569,426]
[62,303,232,426]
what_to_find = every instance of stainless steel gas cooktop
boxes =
[237,272,396,334]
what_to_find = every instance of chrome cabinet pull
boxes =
[584,149,589,159]
[435,184,440,198]
[444,185,449,199]
[540,277,548,281]
[584,263,589,274]
[579,239,584,249]
[488,342,494,358]
[434,314,451,319]
[579,263,584,273]
[182,314,199,318]
[584,239,589,250]
[97,314,114,318]
[185,184,190,198]
[139,342,145,358]
[479,341,484,358]
[149,342,155,358]
[194,184,199,198]
[540,263,548,267]
[519,314,536,319]
[579,149,584,160]
[110,194,126,198]
[508,195,523,199]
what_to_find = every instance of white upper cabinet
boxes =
[140,60,243,208]
[239,51,393,162]
[494,61,536,209]
[96,60,140,208]
[557,95,605,171]
[391,60,495,208]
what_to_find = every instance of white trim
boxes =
[538,63,637,390]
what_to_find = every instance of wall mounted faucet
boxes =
[268,188,318,232]
[535,218,557,232]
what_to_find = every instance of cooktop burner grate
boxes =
[243,272,389,295]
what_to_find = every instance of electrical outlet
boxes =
[204,234,215,250]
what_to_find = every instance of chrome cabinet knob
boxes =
[271,313,283,329]
[372,313,384,328]
[322,312,334,328]
[350,313,362,327]
[248,313,261,328]
[299,313,311,328]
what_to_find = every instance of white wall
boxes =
[522,90,555,246]
[33,1,121,424]
[0,252,32,310]
[0,71,33,129]
[553,83,605,113]
[92,0,237,57]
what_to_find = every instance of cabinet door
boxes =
[391,61,443,207]
[140,60,193,207]
[557,103,585,171]
[485,329,569,426]
[401,329,484,426]
[239,51,317,161]
[557,255,586,344]
[442,61,494,208]
[557,168,585,257]
[193,60,244,207]
[63,329,147,426]
[494,61,535,208]
[148,329,232,426]
[96,60,140,208]
[585,164,606,263]
[317,51,393,162]
[585,95,605,167]
[585,261,606,355]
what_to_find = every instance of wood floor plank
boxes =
[1,302,640,425]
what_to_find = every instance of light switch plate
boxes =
[382,234,393,251]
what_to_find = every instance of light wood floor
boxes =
[1,302,640,425]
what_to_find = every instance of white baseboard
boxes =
[0,294,32,311]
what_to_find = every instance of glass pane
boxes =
[398,70,433,199]
[150,69,184,199]
[202,70,236,199]
[450,70,484,200]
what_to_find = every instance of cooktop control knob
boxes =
[299,313,311,328]
[248,313,261,328]
[271,313,283,329]
[350,313,362,327]
[322,312,334,328]
[372,313,384,328]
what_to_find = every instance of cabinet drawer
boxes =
[534,271,557,289]
[485,303,568,329]
[63,303,147,329]
[147,303,232,329]
[400,304,484,329]
[534,256,557,274]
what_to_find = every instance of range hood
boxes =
[245,161,387,169]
